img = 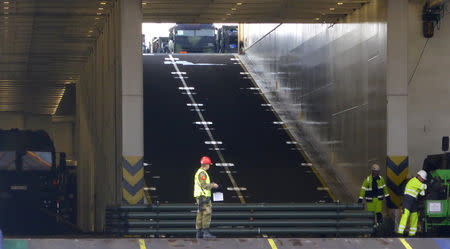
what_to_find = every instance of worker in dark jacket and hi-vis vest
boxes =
[397,170,427,237]
[194,156,219,239]
[359,164,390,225]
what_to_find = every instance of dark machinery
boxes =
[422,0,445,38]
[422,136,450,233]
[0,129,74,233]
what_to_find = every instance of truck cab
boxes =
[0,129,63,233]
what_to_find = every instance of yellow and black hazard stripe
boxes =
[123,156,144,205]
[386,156,408,208]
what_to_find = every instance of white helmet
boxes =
[417,170,427,180]
[371,164,381,171]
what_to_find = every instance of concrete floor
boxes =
[3,238,449,249]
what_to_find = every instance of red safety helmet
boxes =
[200,156,212,165]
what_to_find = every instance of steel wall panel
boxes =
[240,1,387,200]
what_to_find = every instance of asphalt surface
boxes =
[143,54,332,204]
[0,200,78,235]
[3,238,449,249]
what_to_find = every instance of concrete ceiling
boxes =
[0,0,111,115]
[142,0,370,23]
[0,0,369,115]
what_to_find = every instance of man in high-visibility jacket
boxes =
[397,170,427,236]
[358,164,390,225]
[194,156,219,239]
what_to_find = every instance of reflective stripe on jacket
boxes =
[359,175,389,201]
[404,177,426,198]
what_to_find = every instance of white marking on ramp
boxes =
[168,54,246,204]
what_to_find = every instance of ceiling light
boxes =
[142,2,147,5]
[97,12,102,15]
[337,2,343,5]
[3,1,9,4]
[236,2,242,5]
[98,7,103,10]
[329,7,335,10]
[3,6,8,9]
[226,13,231,16]
[89,30,93,32]
[315,17,320,20]
[100,2,106,5]
[231,8,236,11]
[95,17,100,20]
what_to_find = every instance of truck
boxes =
[0,129,71,233]
[152,37,169,53]
[217,25,238,53]
[170,24,217,53]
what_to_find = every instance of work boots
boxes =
[202,229,216,239]
[196,230,203,239]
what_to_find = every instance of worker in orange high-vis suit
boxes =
[194,156,219,239]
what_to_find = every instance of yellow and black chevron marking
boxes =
[386,156,408,208]
[123,156,144,205]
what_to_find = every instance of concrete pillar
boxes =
[386,0,408,209]
[238,23,244,53]
[119,0,144,205]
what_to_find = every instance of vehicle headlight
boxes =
[428,201,443,213]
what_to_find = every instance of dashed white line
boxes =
[194,121,212,125]
[216,163,234,167]
[205,141,223,145]
[168,54,246,204]
[187,103,204,107]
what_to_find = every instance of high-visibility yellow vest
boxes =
[359,175,390,201]
[194,168,211,198]
[404,177,426,198]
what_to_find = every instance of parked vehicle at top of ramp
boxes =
[217,25,238,53]
[170,24,217,53]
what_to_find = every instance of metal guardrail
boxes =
[110,203,365,211]
[105,203,374,237]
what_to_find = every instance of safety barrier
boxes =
[105,203,374,237]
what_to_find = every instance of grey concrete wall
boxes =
[77,0,121,232]
[52,119,75,160]
[407,0,450,174]
[0,112,25,130]
[240,0,387,201]
[0,112,52,131]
